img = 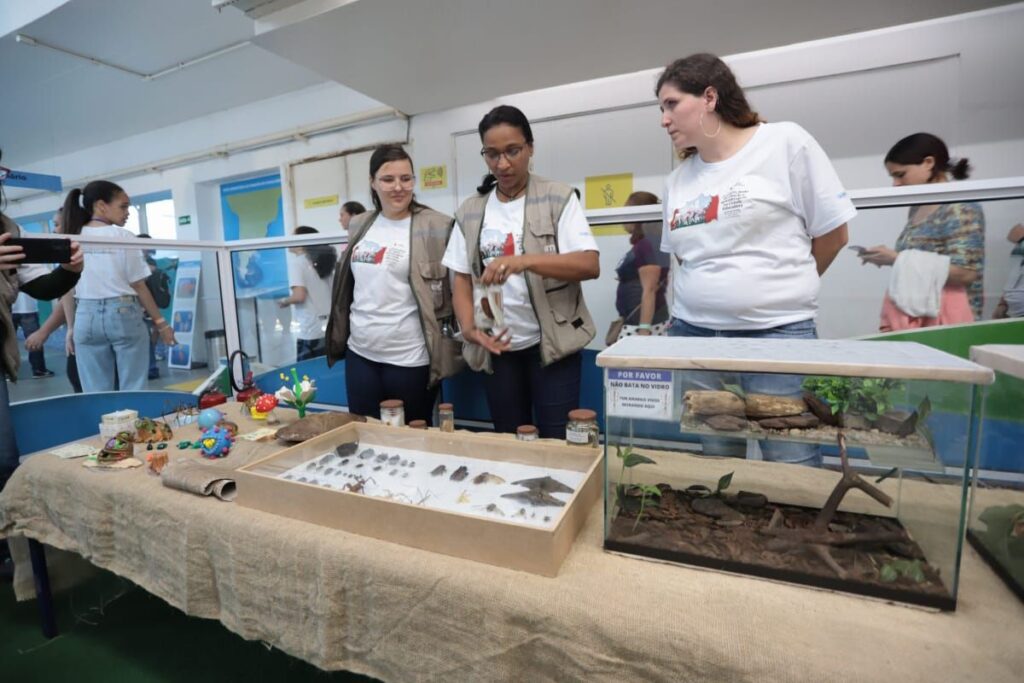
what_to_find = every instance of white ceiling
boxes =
[2,0,1019,169]
[253,0,1018,115]
[0,0,327,167]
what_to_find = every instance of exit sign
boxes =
[177,215,191,226]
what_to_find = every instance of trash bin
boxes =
[204,329,226,369]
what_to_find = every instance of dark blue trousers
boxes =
[483,346,581,440]
[344,350,437,424]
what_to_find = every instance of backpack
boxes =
[147,268,172,309]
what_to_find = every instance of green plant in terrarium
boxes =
[614,445,656,511]
[632,484,663,532]
[879,558,926,584]
[686,471,734,498]
[802,377,903,421]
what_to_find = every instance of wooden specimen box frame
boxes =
[235,422,603,576]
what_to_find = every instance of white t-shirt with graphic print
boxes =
[661,122,856,330]
[347,215,428,367]
[443,191,598,351]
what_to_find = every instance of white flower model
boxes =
[276,370,317,418]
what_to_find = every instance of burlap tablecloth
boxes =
[2,415,1023,682]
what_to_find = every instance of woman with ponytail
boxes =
[860,133,985,328]
[279,226,336,360]
[443,105,600,439]
[60,180,175,392]
[325,145,462,423]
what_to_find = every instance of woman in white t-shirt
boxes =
[444,105,600,438]
[60,181,176,392]
[326,145,462,424]
[279,226,336,361]
[657,53,855,465]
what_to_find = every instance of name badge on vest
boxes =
[544,244,557,253]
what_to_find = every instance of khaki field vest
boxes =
[325,207,463,387]
[454,175,595,373]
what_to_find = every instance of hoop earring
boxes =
[700,111,722,138]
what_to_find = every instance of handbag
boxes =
[605,303,641,346]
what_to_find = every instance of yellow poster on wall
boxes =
[303,194,339,209]
[584,172,633,236]
[420,165,448,190]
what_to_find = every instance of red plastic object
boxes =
[199,388,227,408]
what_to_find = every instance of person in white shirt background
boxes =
[11,292,52,379]
[656,53,855,465]
[444,105,600,438]
[279,225,336,361]
[60,180,176,392]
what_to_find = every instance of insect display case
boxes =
[597,336,994,609]
[968,344,1024,602]
[234,422,602,576]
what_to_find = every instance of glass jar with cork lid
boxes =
[379,399,405,427]
[565,409,599,447]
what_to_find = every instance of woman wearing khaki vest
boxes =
[443,106,600,439]
[325,145,461,423]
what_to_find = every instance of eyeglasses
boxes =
[0,166,10,181]
[375,174,416,188]
[480,146,526,164]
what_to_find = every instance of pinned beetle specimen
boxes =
[388,454,401,466]
[450,466,469,482]
[399,459,408,467]
[512,476,573,495]
[431,465,447,476]
[513,508,527,519]
[389,469,398,476]
[473,472,506,485]
[341,459,350,466]
[484,503,505,516]
[358,448,375,460]
[501,489,566,507]
[324,468,335,476]
[376,453,388,463]
[336,442,359,458]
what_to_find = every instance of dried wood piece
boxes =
[803,391,840,426]
[743,394,808,418]
[684,390,745,417]
[701,414,748,431]
[757,413,820,430]
[760,433,905,578]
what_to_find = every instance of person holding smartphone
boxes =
[0,161,84,492]
[60,180,175,392]
[859,133,984,330]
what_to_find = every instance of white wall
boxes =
[9,5,1024,349]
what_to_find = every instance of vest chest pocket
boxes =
[418,261,452,317]
[527,219,557,255]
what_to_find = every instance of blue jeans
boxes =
[0,376,18,491]
[668,317,821,466]
[296,337,326,362]
[483,346,582,440]
[344,350,438,424]
[74,297,150,392]
[12,312,47,375]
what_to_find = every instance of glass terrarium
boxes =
[968,344,1024,602]
[597,336,994,610]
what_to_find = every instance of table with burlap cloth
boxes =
[2,415,1023,682]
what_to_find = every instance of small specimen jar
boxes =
[516,425,539,442]
[438,403,455,433]
[408,419,428,429]
[380,399,405,427]
[566,409,599,447]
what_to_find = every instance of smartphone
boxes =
[847,245,868,255]
[5,237,72,264]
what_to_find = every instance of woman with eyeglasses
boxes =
[326,144,462,423]
[443,105,600,439]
